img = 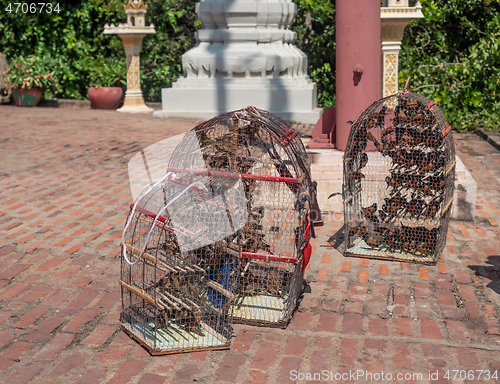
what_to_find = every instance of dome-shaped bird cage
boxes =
[120,173,244,355]
[166,106,319,327]
[343,91,455,265]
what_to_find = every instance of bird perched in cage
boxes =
[348,171,365,181]
[383,194,406,215]
[267,267,286,297]
[361,203,379,223]
[385,174,403,189]
[382,125,395,137]
[419,153,435,173]
[405,195,426,217]
[357,153,368,170]
[423,198,442,218]
[428,174,445,191]
[425,129,444,148]
[349,225,368,238]
[366,237,381,247]
[367,132,395,156]
[388,148,407,167]
[183,307,204,336]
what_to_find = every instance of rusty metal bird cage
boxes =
[342,91,455,265]
[120,174,244,355]
[165,106,319,328]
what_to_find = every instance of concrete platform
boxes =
[306,148,478,221]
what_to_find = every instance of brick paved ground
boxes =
[0,105,499,384]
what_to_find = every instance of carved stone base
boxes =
[118,96,153,113]
[154,77,322,124]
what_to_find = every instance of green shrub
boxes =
[87,57,126,88]
[1,56,57,90]
[400,0,500,131]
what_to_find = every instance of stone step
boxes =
[307,149,344,164]
[310,163,343,173]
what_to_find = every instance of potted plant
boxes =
[87,58,126,109]
[1,56,57,107]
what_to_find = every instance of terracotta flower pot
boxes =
[12,87,43,107]
[88,87,123,109]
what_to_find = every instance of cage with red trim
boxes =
[120,107,321,354]
[342,88,455,265]
[120,171,244,355]
[164,106,321,328]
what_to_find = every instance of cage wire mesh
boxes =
[165,106,318,328]
[121,172,245,355]
[343,92,455,265]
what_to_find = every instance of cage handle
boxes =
[122,176,208,266]
[121,172,176,265]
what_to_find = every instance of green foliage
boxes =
[139,0,198,102]
[87,57,126,87]
[0,0,126,99]
[1,56,57,90]
[293,0,336,108]
[400,0,500,130]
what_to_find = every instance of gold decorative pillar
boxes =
[380,1,423,97]
[104,0,155,113]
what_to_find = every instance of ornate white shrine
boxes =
[380,0,424,97]
[104,0,155,113]
[153,0,322,124]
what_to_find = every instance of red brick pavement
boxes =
[0,106,499,383]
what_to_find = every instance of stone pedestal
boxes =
[381,2,423,96]
[104,0,155,113]
[118,34,153,113]
[153,0,322,124]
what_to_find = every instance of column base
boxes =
[118,97,153,113]
[153,77,323,125]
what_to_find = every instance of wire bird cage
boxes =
[343,91,455,265]
[121,176,244,355]
[166,106,318,327]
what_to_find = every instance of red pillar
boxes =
[335,0,381,151]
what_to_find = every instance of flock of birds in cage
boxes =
[118,90,455,355]
[120,107,317,354]
[343,91,455,264]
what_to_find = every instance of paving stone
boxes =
[1,109,500,383]
[33,333,75,360]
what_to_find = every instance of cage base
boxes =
[232,293,292,328]
[346,239,437,265]
[121,321,230,356]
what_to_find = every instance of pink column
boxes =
[335,0,381,151]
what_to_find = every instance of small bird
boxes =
[366,131,378,144]
[348,171,365,180]
[406,100,419,110]
[423,200,440,218]
[361,203,379,223]
[405,197,425,217]
[348,227,359,237]
[366,237,381,247]
[349,226,367,238]
[425,129,444,148]
[385,195,406,215]
[429,175,445,191]
[382,125,395,136]
[357,153,368,170]
[419,183,434,197]
[398,110,408,122]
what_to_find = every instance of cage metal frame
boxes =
[342,92,455,265]
[165,107,318,328]
[121,180,241,355]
